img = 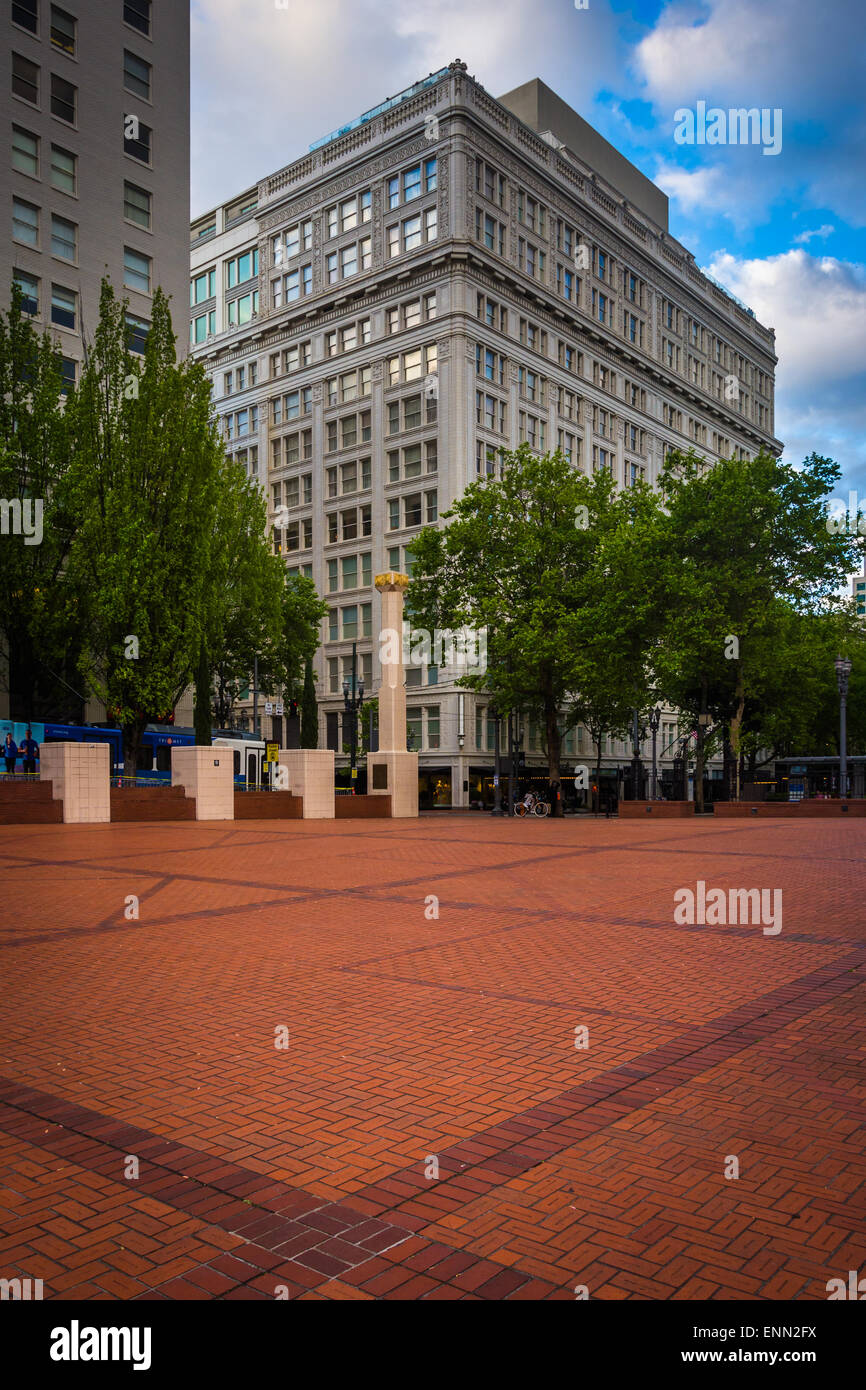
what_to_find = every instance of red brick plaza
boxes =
[0,813,863,1301]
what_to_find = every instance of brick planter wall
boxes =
[233,792,303,820]
[335,795,392,818]
[715,801,866,818]
[110,785,196,822]
[0,779,63,824]
[619,801,694,818]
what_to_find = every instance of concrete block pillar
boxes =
[277,749,335,818]
[368,572,419,818]
[39,742,110,823]
[171,746,234,820]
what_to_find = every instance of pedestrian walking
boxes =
[3,732,18,777]
[20,728,39,776]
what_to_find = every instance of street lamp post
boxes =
[492,707,503,815]
[649,706,661,800]
[835,655,853,798]
[342,641,365,788]
[630,708,644,801]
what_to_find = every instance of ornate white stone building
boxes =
[189,62,780,807]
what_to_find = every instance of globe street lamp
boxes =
[835,655,853,798]
[342,641,365,787]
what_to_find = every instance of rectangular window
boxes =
[226,249,259,287]
[12,1,38,32]
[50,74,76,124]
[403,165,422,201]
[124,0,150,34]
[124,181,151,228]
[124,50,151,100]
[50,144,76,193]
[404,395,422,430]
[50,6,76,55]
[12,54,39,106]
[190,311,214,344]
[12,198,38,246]
[403,215,422,251]
[341,555,358,590]
[13,268,39,315]
[190,268,215,304]
[12,126,38,177]
[50,213,76,261]
[124,118,151,163]
[227,291,259,325]
[50,283,76,329]
[123,246,151,293]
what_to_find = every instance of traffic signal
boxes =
[289,699,299,718]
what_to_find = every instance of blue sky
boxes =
[191,0,866,522]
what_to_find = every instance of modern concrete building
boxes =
[3,0,191,724]
[5,0,190,387]
[190,61,780,806]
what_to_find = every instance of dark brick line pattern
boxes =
[0,1081,562,1300]
[1,951,860,1299]
[347,952,866,1232]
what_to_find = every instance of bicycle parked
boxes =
[515,791,550,818]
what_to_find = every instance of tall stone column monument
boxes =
[368,572,419,817]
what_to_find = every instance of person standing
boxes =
[20,728,39,776]
[3,732,18,777]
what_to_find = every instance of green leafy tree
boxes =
[193,638,212,746]
[68,281,226,776]
[0,284,79,720]
[567,478,664,803]
[408,446,649,811]
[202,452,284,729]
[651,449,861,808]
[264,573,327,696]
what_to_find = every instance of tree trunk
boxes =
[545,699,562,815]
[695,682,708,814]
[194,640,212,745]
[122,716,147,784]
[594,731,604,814]
[729,666,746,801]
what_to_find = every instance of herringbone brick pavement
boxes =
[0,815,862,1299]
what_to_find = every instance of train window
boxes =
[136,745,153,771]
[155,747,172,772]
[234,751,240,775]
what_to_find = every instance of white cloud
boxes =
[793,225,834,245]
[654,162,724,216]
[705,249,866,489]
[705,250,866,388]
[635,0,860,111]
[632,0,866,227]
[190,0,620,214]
